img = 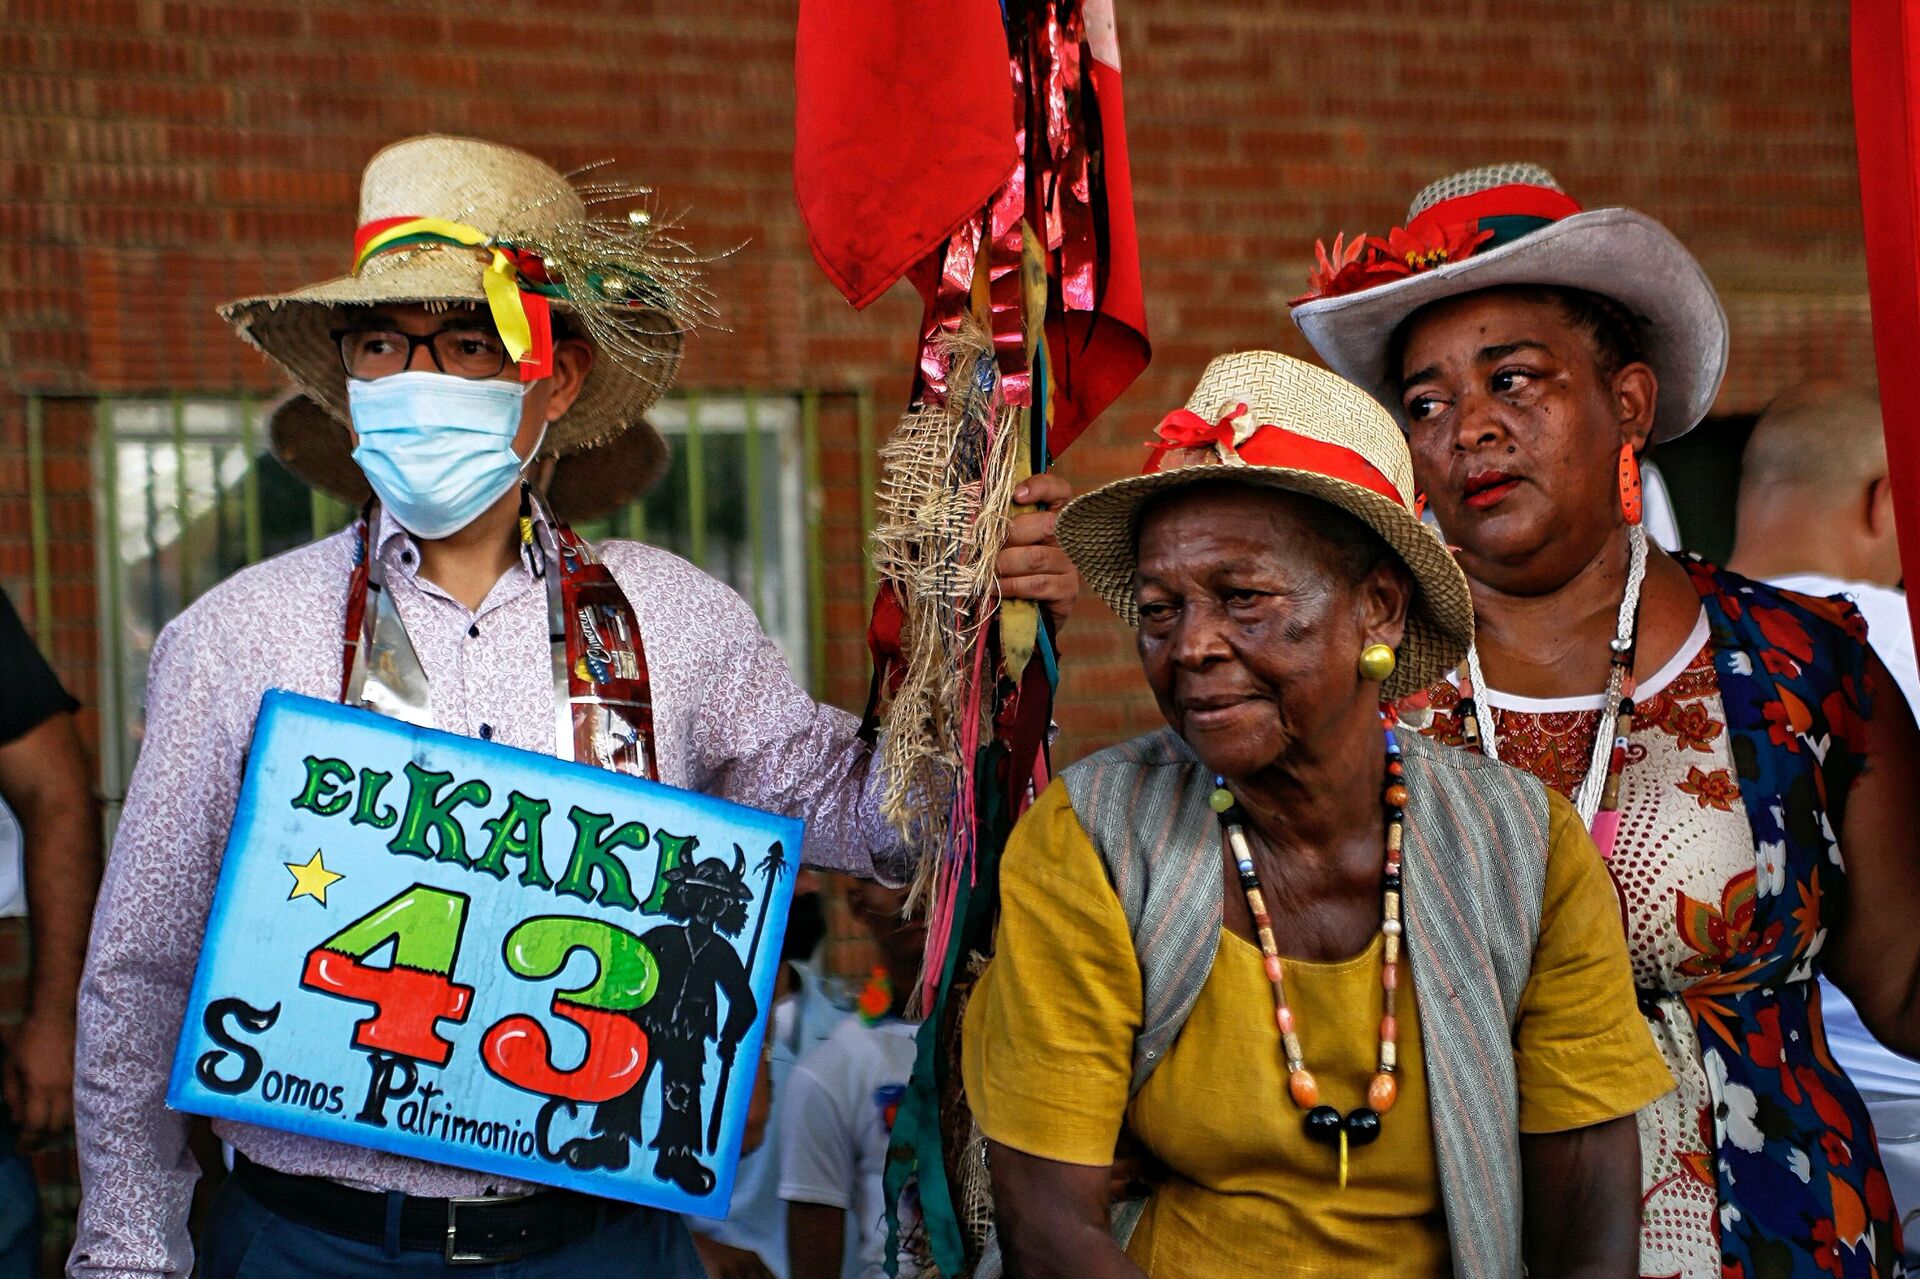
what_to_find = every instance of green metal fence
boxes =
[20,387,874,832]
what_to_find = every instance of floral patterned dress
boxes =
[1398,559,1906,1279]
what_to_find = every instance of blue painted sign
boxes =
[167,690,801,1213]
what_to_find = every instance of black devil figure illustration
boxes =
[552,843,759,1194]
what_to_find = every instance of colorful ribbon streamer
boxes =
[352,216,555,380]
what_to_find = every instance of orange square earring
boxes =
[1618,443,1643,525]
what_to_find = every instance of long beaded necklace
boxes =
[1459,522,1646,858]
[1207,712,1404,1188]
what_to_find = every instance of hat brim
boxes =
[267,392,669,523]
[1055,464,1473,699]
[1291,208,1728,443]
[221,243,684,458]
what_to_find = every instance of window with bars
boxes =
[92,391,825,830]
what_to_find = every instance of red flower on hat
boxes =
[1291,221,1493,305]
[1310,231,1367,282]
[1294,233,1380,300]
[1381,220,1493,272]
[1292,232,1410,305]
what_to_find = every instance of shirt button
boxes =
[468,623,481,639]
[479,724,494,741]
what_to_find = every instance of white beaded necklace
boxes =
[1465,522,1648,825]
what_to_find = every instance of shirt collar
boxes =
[371,498,557,586]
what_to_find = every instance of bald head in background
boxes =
[1729,380,1902,588]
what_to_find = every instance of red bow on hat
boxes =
[1145,402,1248,472]
[1142,400,1409,507]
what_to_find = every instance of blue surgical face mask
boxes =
[348,371,537,540]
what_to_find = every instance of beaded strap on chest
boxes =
[338,487,659,781]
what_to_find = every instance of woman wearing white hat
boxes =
[1293,164,1920,1278]
[962,351,1670,1278]
[70,135,1078,1279]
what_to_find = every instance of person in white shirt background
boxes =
[778,880,924,1279]
[691,877,849,1278]
[1728,378,1920,1259]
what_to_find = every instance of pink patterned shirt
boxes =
[72,524,901,1278]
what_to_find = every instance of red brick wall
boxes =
[0,0,1872,1269]
[1,0,1874,763]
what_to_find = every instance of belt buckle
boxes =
[445,1192,535,1266]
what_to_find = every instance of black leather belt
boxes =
[230,1152,636,1265]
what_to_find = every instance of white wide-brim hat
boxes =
[1290,163,1728,443]
[221,134,707,483]
[1055,350,1473,700]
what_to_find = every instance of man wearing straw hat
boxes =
[69,135,1077,1279]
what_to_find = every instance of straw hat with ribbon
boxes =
[1054,351,1473,699]
[221,134,710,501]
[1289,163,1728,443]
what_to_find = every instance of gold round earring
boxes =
[1358,643,1397,683]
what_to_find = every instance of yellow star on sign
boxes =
[285,850,344,906]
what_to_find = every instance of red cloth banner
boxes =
[1852,0,1920,650]
[793,0,1148,457]
[793,1,1017,311]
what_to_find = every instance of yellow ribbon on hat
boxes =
[351,216,536,364]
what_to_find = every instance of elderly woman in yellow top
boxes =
[961,352,1672,1279]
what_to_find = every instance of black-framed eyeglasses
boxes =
[333,327,511,381]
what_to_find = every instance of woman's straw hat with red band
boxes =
[1054,350,1473,698]
[1289,162,1728,443]
[220,134,705,497]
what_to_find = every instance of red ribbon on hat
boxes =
[1145,402,1405,506]
[1401,183,1584,247]
[1145,402,1248,470]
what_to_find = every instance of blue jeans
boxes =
[0,1147,36,1279]
[0,1101,38,1279]
[196,1178,704,1279]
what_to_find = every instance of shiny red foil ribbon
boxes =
[985,138,1031,404]
[914,211,986,405]
[1044,2,1098,314]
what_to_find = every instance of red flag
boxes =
[793,1,1017,310]
[1852,0,1920,650]
[794,1,1148,454]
